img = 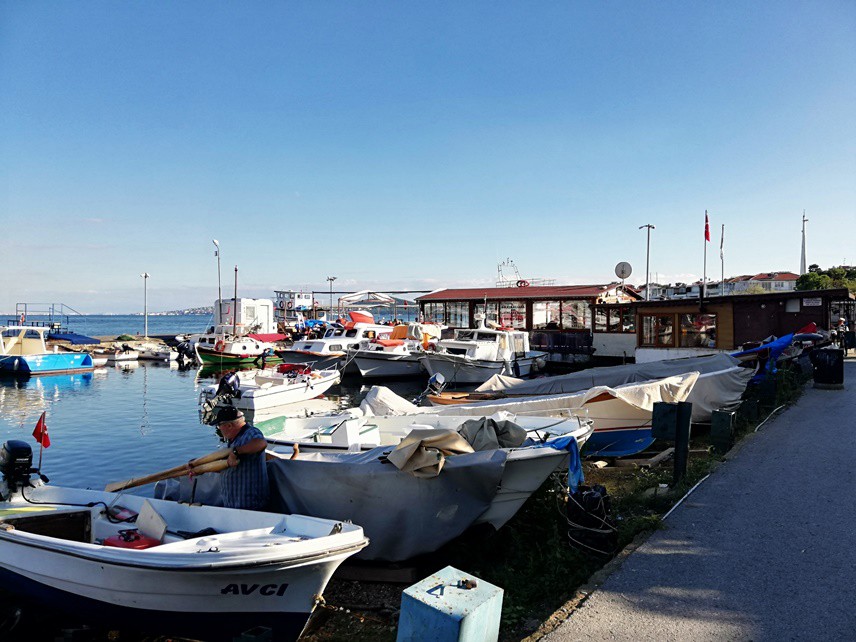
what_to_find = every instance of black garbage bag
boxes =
[566,484,617,557]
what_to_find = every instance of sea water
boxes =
[4,314,212,339]
[0,363,423,491]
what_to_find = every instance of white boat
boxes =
[92,346,139,363]
[0,440,368,641]
[418,315,548,384]
[137,342,179,362]
[261,410,592,453]
[349,322,443,379]
[199,365,342,412]
[159,426,591,562]
[275,311,398,372]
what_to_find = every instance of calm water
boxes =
[0,363,424,492]
[5,314,213,339]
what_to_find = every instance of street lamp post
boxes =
[212,239,222,321]
[326,276,337,319]
[140,272,150,338]
[639,224,655,301]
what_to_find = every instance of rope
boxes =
[755,405,786,432]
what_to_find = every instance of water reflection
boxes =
[0,373,94,425]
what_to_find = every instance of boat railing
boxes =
[13,302,86,334]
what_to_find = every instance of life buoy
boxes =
[287,301,294,310]
[215,340,226,352]
[425,342,437,351]
[516,279,530,288]
[278,301,285,310]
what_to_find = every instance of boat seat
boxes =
[373,339,405,347]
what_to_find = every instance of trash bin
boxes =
[810,348,844,389]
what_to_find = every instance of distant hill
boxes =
[144,307,213,316]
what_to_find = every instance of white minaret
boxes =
[800,211,808,274]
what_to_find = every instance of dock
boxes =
[543,357,856,641]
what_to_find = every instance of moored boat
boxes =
[348,322,443,379]
[0,440,368,641]
[0,326,94,376]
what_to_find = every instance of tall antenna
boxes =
[800,211,809,275]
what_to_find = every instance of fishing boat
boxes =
[348,322,443,379]
[429,353,753,422]
[0,440,368,641]
[137,342,179,362]
[158,425,591,562]
[0,326,94,376]
[418,315,548,385]
[261,410,592,453]
[193,324,281,366]
[199,364,342,412]
[275,311,395,372]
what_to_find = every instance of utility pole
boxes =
[639,224,655,301]
[212,239,222,321]
[326,276,337,319]
[140,272,150,337]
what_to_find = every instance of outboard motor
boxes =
[412,372,447,405]
[0,440,34,494]
[215,371,241,399]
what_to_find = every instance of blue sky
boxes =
[1,2,854,313]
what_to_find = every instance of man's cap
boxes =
[215,407,244,424]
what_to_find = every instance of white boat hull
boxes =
[200,369,341,412]
[0,484,367,640]
[419,352,546,384]
[353,351,424,378]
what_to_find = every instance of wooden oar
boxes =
[105,448,231,493]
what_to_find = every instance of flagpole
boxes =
[703,210,708,300]
[720,224,725,294]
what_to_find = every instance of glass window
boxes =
[608,309,622,332]
[447,302,470,328]
[640,314,676,347]
[422,302,446,325]
[657,315,674,346]
[499,301,526,329]
[533,301,561,330]
[474,302,499,326]
[621,307,636,333]
[641,316,656,345]
[680,313,717,348]
[561,301,590,330]
[594,307,607,332]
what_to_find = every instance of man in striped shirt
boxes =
[215,407,270,510]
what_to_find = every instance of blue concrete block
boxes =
[397,566,504,642]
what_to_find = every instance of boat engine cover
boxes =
[0,440,33,490]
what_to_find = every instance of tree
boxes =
[796,272,833,291]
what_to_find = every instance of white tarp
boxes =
[471,354,753,422]
[438,372,701,419]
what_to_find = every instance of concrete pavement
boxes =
[545,359,856,642]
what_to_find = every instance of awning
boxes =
[48,332,101,345]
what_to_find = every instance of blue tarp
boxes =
[48,332,101,345]
[731,333,794,383]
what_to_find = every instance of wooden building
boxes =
[622,287,852,363]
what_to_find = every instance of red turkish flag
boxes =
[32,411,50,448]
[704,211,710,242]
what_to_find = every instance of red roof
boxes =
[750,272,799,281]
[416,284,624,302]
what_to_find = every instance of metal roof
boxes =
[416,284,632,302]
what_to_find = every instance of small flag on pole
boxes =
[704,211,711,242]
[32,411,50,448]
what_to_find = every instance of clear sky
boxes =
[1,2,854,313]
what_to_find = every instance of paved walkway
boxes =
[546,359,856,642]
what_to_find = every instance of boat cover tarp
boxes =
[436,372,700,420]
[386,428,475,478]
[458,417,528,451]
[471,354,752,422]
[47,332,101,345]
[731,333,794,383]
[476,353,740,394]
[267,447,508,561]
[359,385,421,416]
[247,333,289,343]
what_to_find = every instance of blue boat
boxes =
[0,326,94,376]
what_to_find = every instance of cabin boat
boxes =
[418,315,548,385]
[348,322,443,379]
[199,365,342,412]
[275,311,394,372]
[0,326,94,376]
[190,324,280,366]
[0,440,368,641]
[137,342,179,362]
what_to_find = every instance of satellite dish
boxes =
[615,262,633,280]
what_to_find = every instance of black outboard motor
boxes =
[215,371,241,399]
[0,440,34,493]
